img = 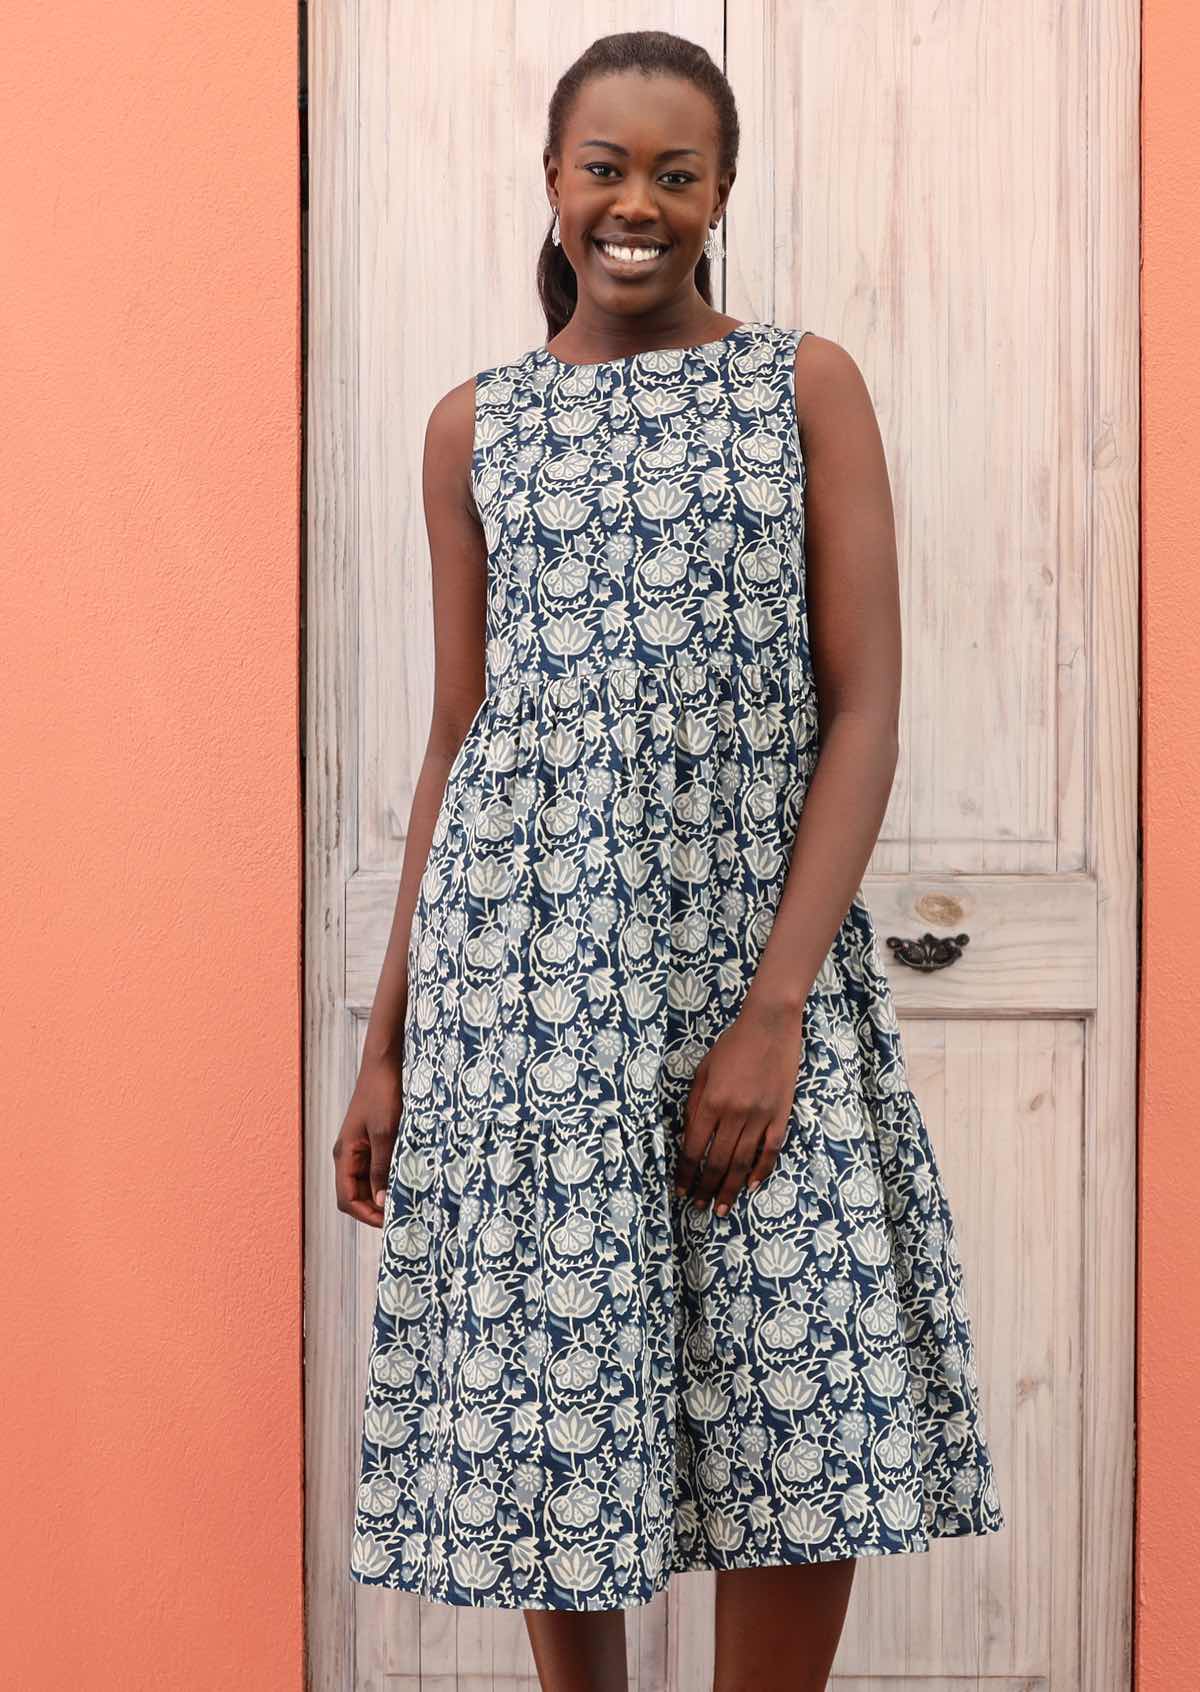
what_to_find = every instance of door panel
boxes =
[306,3,1138,1688]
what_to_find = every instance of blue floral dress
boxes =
[349,320,1005,1610]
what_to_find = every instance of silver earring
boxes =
[551,209,561,247]
[704,221,723,263]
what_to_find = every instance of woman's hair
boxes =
[537,30,740,341]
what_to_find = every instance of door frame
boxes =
[301,3,1140,1687]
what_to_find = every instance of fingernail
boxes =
[715,1203,729,1216]
[375,1190,385,1208]
[747,1179,761,1192]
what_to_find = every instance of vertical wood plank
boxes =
[1081,0,1139,1683]
[305,1,361,1688]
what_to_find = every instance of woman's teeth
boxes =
[595,240,667,265]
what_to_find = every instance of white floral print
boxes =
[349,321,1005,1609]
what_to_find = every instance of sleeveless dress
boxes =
[349,319,1006,1610]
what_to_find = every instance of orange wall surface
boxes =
[0,0,1190,1688]
[1138,5,1200,1690]
[0,5,303,1691]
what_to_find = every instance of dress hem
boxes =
[348,1510,1006,1611]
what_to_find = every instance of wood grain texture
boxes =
[305,0,361,1688]
[307,2,1138,1687]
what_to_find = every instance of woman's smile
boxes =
[591,235,672,276]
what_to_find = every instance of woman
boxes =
[335,27,1005,1691]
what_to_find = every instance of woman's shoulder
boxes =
[423,350,541,456]
[773,325,859,377]
[472,345,543,403]
[781,331,882,454]
[753,319,810,348]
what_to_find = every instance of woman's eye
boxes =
[583,164,694,187]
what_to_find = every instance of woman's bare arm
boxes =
[358,378,488,1065]
[333,375,487,1226]
[741,330,902,1020]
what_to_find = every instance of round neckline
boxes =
[541,319,757,371]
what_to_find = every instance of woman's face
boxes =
[546,71,732,316]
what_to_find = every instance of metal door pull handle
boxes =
[885,931,970,971]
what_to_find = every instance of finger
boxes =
[712,1120,768,1215]
[745,1115,790,1193]
[370,1130,397,1213]
[675,1093,718,1198]
[332,1136,386,1229]
[332,1131,370,1211]
[344,1197,386,1229]
[673,1061,711,1195]
[691,1114,747,1205]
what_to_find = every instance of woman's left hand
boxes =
[674,992,808,1215]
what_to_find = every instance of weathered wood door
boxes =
[305,3,1139,1688]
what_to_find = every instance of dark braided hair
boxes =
[537,31,740,342]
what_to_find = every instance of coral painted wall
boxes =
[1138,5,1200,1690]
[0,0,1188,1685]
[0,5,302,1690]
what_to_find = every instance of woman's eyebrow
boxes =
[577,140,703,161]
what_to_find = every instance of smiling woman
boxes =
[337,23,1006,1685]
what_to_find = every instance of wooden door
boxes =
[305,4,1138,1688]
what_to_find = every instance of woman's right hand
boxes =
[332,1052,405,1229]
